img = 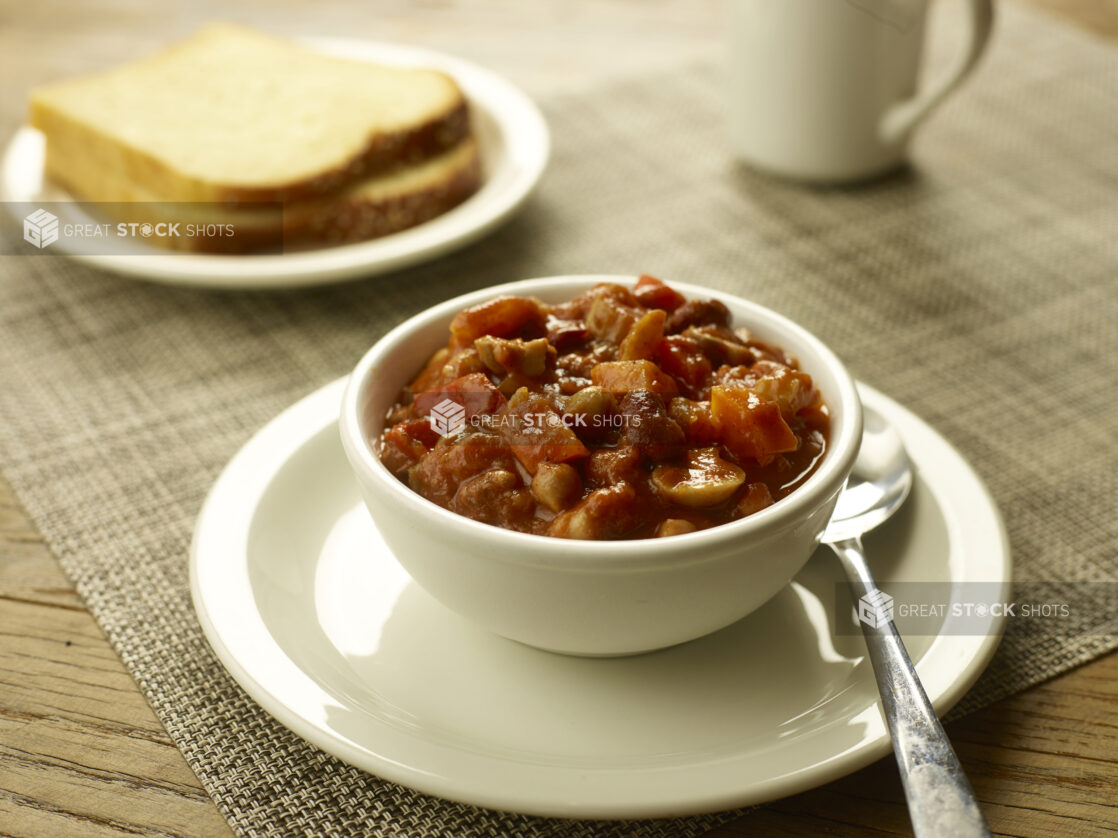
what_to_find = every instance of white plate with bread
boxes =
[2,25,549,289]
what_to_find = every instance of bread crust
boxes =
[45,138,483,253]
[195,138,482,253]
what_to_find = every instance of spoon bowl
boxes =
[825,405,913,542]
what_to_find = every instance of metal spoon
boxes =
[823,405,990,838]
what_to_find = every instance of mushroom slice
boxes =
[474,336,553,377]
[652,447,745,508]
[532,462,582,512]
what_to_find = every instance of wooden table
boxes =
[2,2,1117,836]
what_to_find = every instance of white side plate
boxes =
[190,379,1010,819]
[1,40,549,289]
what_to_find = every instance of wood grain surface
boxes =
[1,1,1117,837]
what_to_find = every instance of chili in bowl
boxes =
[340,275,863,655]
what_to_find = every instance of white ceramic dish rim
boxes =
[0,39,550,289]
[340,275,864,569]
[190,377,1012,819]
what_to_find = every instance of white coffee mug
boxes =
[727,0,994,183]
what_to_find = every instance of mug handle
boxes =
[879,0,995,144]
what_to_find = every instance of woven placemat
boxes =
[1,3,1117,835]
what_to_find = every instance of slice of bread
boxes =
[30,23,469,205]
[45,137,482,253]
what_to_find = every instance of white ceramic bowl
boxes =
[340,276,863,656]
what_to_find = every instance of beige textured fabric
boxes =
[1,3,1117,835]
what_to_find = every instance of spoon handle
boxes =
[830,536,991,838]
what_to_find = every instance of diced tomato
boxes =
[668,397,722,444]
[389,417,439,449]
[380,420,434,475]
[590,360,679,395]
[711,386,798,466]
[656,336,713,396]
[498,392,590,473]
[633,275,686,311]
[407,347,451,393]
[412,373,507,421]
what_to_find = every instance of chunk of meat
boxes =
[618,309,666,362]
[585,295,640,343]
[585,446,644,488]
[408,432,515,507]
[547,483,643,539]
[652,447,746,508]
[449,296,545,346]
[545,315,590,352]
[710,386,798,466]
[556,282,639,320]
[633,274,686,311]
[531,462,583,512]
[746,365,818,420]
[655,518,698,537]
[656,335,714,396]
[499,388,590,473]
[556,351,597,380]
[742,337,795,366]
[665,298,731,333]
[440,347,489,381]
[714,364,759,388]
[474,336,554,377]
[682,325,755,367]
[618,391,686,462]
[591,360,678,395]
[451,469,537,532]
[385,402,410,426]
